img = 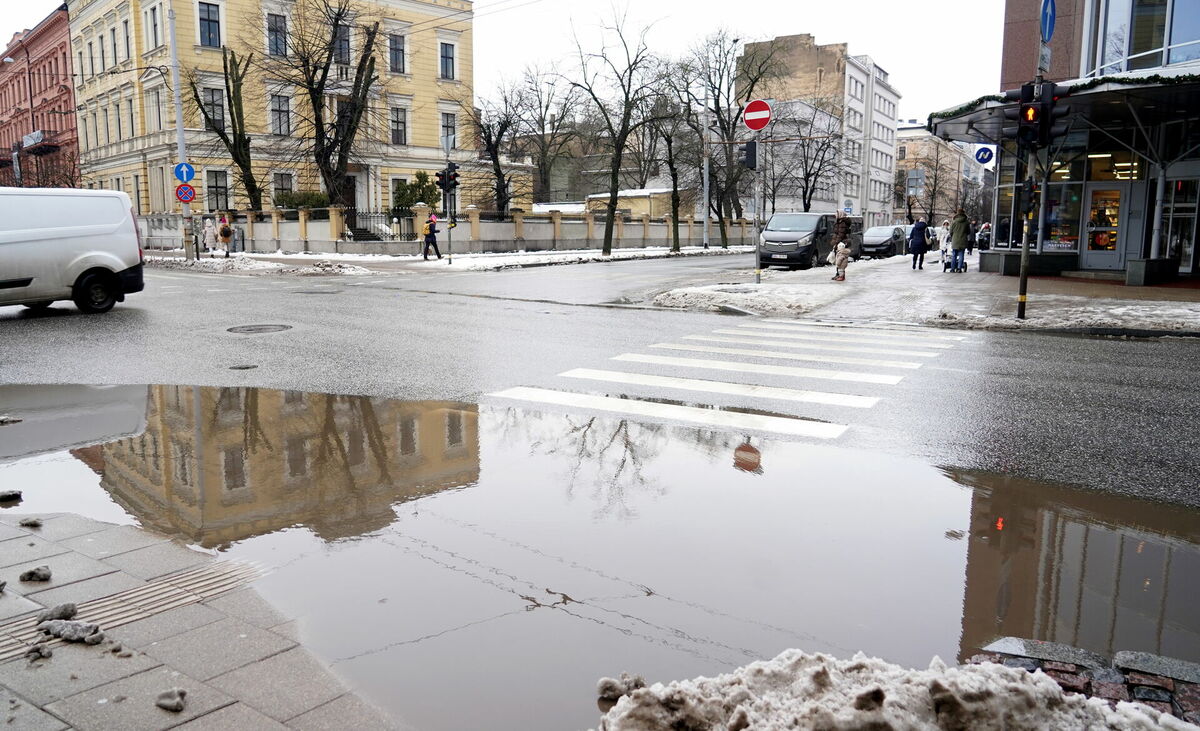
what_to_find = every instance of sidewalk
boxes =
[653,251,1200,335]
[0,511,396,730]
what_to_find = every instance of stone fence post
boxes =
[298,207,310,252]
[512,210,525,241]
[329,206,345,241]
[466,205,481,241]
[271,208,282,249]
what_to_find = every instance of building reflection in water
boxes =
[954,469,1200,664]
[74,386,480,547]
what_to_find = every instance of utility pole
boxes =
[701,88,711,249]
[167,8,195,260]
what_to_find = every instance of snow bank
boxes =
[596,650,1195,731]
[926,295,1200,334]
[145,255,374,276]
[417,245,754,271]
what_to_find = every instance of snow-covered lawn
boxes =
[653,255,900,316]
[596,649,1192,730]
[378,245,753,271]
[927,295,1200,334]
[145,255,374,276]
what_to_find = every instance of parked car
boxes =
[861,225,905,258]
[759,213,861,269]
[0,187,144,313]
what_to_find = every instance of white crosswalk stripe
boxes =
[732,323,957,349]
[649,343,923,370]
[489,387,848,439]
[560,368,879,408]
[612,353,905,385]
[696,333,942,358]
[758,319,967,342]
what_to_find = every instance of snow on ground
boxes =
[232,245,754,270]
[653,255,898,316]
[145,255,374,276]
[926,295,1200,334]
[595,650,1195,731]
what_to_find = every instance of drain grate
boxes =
[0,560,262,662]
[227,324,292,334]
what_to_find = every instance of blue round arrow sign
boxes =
[1040,0,1056,43]
[976,147,994,165]
[174,162,195,183]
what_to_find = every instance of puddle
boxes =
[1,384,1198,730]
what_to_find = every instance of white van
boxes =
[0,187,144,313]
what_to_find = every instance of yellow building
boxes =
[66,0,476,215]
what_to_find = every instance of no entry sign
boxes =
[743,99,772,131]
[175,183,196,203]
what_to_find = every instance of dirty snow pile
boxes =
[595,650,1195,731]
[146,254,282,273]
[927,295,1200,334]
[277,260,374,276]
[420,245,754,271]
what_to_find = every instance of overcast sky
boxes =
[1,0,1004,119]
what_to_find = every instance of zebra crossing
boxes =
[490,320,968,441]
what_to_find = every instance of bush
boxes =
[274,190,330,210]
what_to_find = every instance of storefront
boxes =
[930,63,1200,281]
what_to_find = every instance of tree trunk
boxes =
[602,150,622,256]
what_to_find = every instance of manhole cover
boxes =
[227,324,292,334]
[229,364,259,371]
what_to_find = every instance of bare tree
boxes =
[907,142,962,223]
[651,59,701,252]
[570,13,666,255]
[188,49,264,211]
[760,97,848,213]
[513,66,579,203]
[461,83,524,216]
[252,0,381,207]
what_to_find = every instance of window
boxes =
[1170,0,1200,63]
[898,145,906,160]
[127,100,135,137]
[389,34,405,73]
[399,416,417,455]
[77,51,84,83]
[285,437,307,478]
[267,14,287,56]
[88,42,95,76]
[446,411,463,447]
[103,107,110,144]
[199,2,221,48]
[123,20,130,60]
[110,27,117,65]
[270,94,290,135]
[441,112,456,149]
[273,172,293,200]
[202,88,224,131]
[390,107,407,145]
[115,103,122,139]
[334,23,350,65]
[848,77,864,99]
[439,42,455,80]
[222,448,246,490]
[150,6,161,48]
[99,37,106,71]
[206,170,229,211]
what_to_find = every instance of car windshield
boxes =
[765,214,820,233]
[865,226,896,237]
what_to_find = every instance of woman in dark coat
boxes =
[908,218,930,270]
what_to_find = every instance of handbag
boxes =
[826,249,836,265]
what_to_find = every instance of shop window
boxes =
[1043,184,1083,251]
[1086,151,1142,181]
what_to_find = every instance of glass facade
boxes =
[1089,0,1200,74]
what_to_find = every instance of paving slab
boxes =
[202,588,289,629]
[983,637,1108,669]
[25,571,146,607]
[0,685,69,730]
[107,604,225,649]
[140,617,294,681]
[0,535,72,569]
[1114,651,1200,684]
[103,542,210,581]
[45,665,235,731]
[269,620,301,643]
[0,642,160,706]
[288,692,401,730]
[0,550,120,597]
[0,591,44,622]
[174,702,287,730]
[208,648,343,722]
[60,526,170,560]
[0,522,27,542]
[24,514,116,542]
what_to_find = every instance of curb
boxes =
[924,321,1200,339]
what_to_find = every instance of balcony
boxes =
[23,129,62,156]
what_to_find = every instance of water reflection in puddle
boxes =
[1,385,1197,731]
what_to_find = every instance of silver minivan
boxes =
[0,187,144,313]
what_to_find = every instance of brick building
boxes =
[0,3,79,188]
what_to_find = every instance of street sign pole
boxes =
[445,158,453,266]
[167,8,194,260]
[753,131,762,285]
[743,100,772,285]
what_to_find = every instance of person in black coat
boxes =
[909,218,930,270]
[423,215,442,260]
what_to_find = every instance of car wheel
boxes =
[23,300,54,311]
[73,272,118,314]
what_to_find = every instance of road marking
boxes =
[760,319,966,342]
[612,353,904,385]
[206,289,229,293]
[704,332,941,358]
[489,387,848,439]
[560,368,879,409]
[650,343,922,370]
[734,323,956,349]
[148,274,190,281]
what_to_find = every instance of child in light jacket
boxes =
[833,242,850,281]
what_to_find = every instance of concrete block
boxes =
[174,702,286,730]
[0,551,120,598]
[201,588,289,629]
[25,571,145,607]
[107,603,225,649]
[45,666,234,730]
[60,526,171,560]
[208,648,343,722]
[141,617,294,681]
[0,685,68,730]
[0,535,71,569]
[1114,651,1200,684]
[0,641,160,706]
[288,693,400,730]
[102,542,209,581]
[983,637,1108,669]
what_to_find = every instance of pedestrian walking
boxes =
[949,208,971,272]
[832,242,850,281]
[908,218,930,270]
[967,219,978,256]
[202,219,218,253]
[422,214,442,260]
[937,219,951,265]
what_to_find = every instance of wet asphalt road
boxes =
[2,255,1198,507]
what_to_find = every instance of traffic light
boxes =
[1017,83,1039,149]
[1037,82,1070,147]
[737,140,757,170]
[435,169,448,191]
[446,162,460,190]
